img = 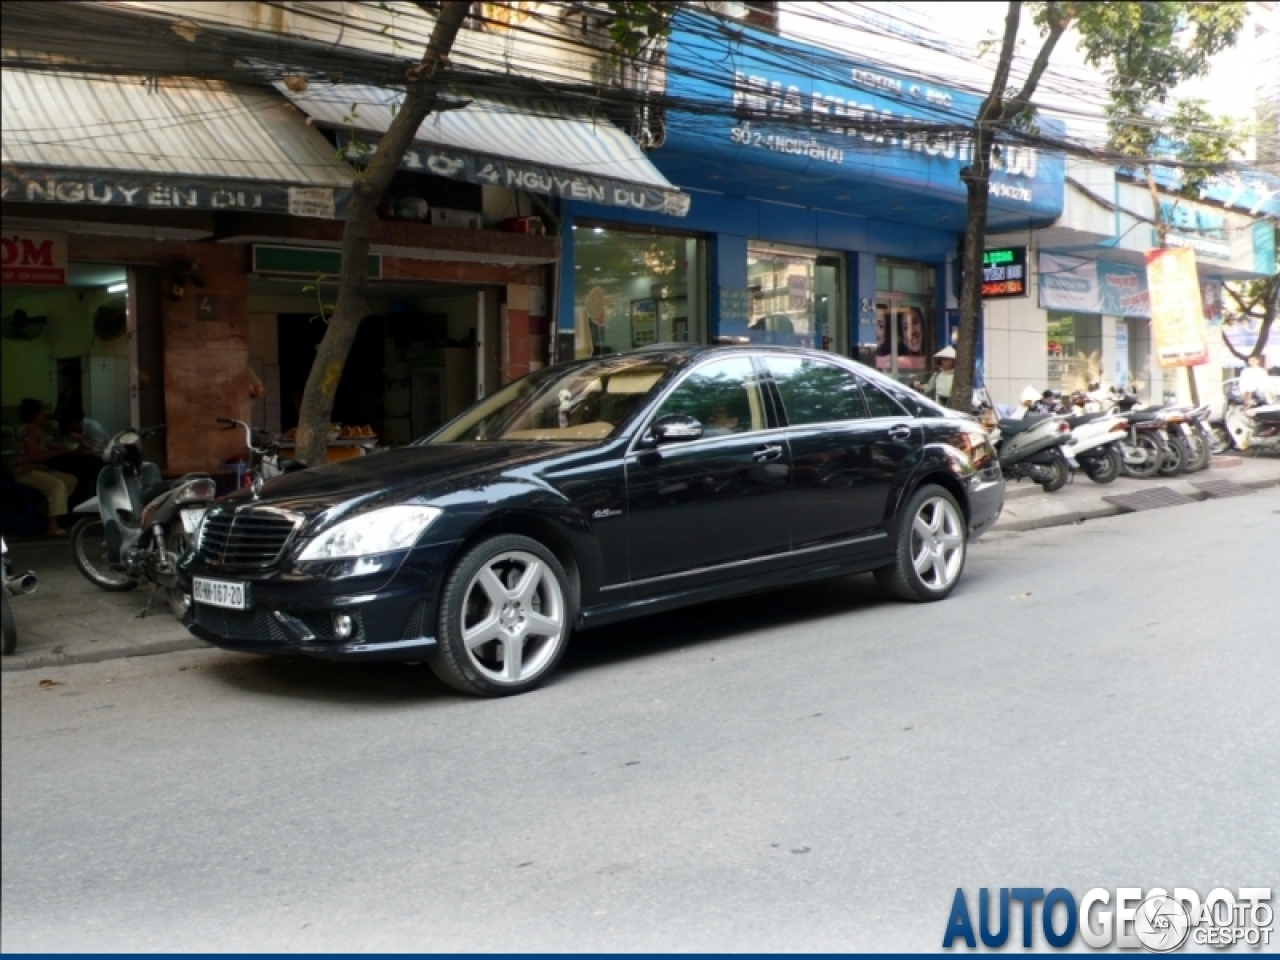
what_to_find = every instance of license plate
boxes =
[193,577,248,610]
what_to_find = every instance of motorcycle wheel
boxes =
[1184,427,1211,472]
[1122,435,1164,479]
[164,526,193,622]
[1157,434,1188,477]
[1,590,15,656]
[1082,446,1122,484]
[1038,451,1069,492]
[1208,425,1233,455]
[71,517,139,592]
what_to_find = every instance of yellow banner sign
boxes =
[1145,246,1208,368]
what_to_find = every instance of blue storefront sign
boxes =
[655,10,1065,231]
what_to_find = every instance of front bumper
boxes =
[187,541,457,662]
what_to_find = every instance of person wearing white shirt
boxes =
[1238,355,1273,406]
[918,346,956,405]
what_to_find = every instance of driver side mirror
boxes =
[650,414,703,445]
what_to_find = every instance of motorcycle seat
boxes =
[1123,410,1163,423]
[1064,413,1106,429]
[1247,405,1280,422]
[997,415,1054,436]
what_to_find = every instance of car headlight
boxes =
[296,505,442,561]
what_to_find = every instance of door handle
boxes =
[752,443,783,462]
[887,424,913,441]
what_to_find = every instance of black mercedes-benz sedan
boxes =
[186,345,1003,696]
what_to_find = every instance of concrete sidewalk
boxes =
[3,453,1278,672]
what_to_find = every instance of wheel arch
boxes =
[452,511,584,615]
[903,468,971,526]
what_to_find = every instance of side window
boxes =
[764,357,868,425]
[860,379,908,418]
[654,357,765,436]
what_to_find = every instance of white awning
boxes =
[278,81,689,217]
[2,69,353,217]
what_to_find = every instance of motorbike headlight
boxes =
[176,478,217,503]
[296,505,442,561]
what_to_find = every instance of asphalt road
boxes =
[3,490,1277,952]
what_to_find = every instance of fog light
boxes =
[333,613,353,639]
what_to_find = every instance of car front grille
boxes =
[198,509,299,570]
[194,605,290,645]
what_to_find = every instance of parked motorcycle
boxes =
[2,536,38,655]
[988,414,1073,491]
[69,427,216,620]
[1115,408,1174,479]
[1222,379,1280,453]
[1061,411,1129,484]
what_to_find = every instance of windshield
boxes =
[427,356,677,443]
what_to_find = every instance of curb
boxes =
[994,474,1279,535]
[1,635,208,672]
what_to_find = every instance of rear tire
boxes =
[1,590,15,656]
[1122,434,1164,479]
[874,484,967,603]
[428,534,572,697]
[1157,433,1188,477]
[1082,446,1122,484]
[71,518,139,592]
[1038,450,1069,492]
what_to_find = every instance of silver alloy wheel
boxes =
[910,496,965,591]
[459,550,566,685]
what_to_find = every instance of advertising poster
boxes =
[1145,247,1208,368]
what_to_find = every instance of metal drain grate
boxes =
[1191,479,1256,499]
[1102,486,1196,512]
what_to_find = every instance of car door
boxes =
[762,356,919,554]
[624,355,792,591]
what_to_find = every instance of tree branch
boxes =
[1001,5,1071,122]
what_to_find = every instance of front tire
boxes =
[1184,427,1211,472]
[429,534,572,697]
[164,526,193,622]
[71,518,139,592]
[1,590,15,656]
[874,485,967,603]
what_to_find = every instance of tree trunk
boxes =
[950,134,994,414]
[295,1,470,467]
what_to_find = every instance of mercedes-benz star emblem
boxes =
[251,474,264,498]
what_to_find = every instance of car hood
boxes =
[217,443,571,517]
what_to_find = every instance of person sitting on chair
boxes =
[13,398,76,537]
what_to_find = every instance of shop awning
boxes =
[1,69,354,217]
[277,81,690,218]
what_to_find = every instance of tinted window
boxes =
[654,357,766,435]
[861,380,907,418]
[430,357,674,443]
[764,357,869,425]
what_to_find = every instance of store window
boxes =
[1047,311,1107,393]
[868,259,936,381]
[572,225,705,359]
[746,244,845,353]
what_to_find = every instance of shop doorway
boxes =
[746,244,846,354]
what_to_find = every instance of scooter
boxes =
[2,537,38,655]
[70,427,216,620]
[1061,411,1129,484]
[988,414,1073,491]
[1223,379,1280,453]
